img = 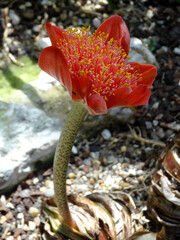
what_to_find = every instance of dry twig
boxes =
[128,126,165,147]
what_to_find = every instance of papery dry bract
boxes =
[148,132,180,239]
[39,15,157,115]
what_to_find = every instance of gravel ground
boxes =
[0,0,180,239]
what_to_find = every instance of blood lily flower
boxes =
[38,15,157,115]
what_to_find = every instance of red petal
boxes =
[38,46,72,96]
[106,86,132,109]
[123,85,151,106]
[95,15,130,55]
[128,62,157,87]
[87,95,107,115]
[72,75,92,100]
[46,22,66,46]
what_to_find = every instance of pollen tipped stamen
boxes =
[57,27,142,101]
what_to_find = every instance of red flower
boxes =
[38,15,157,115]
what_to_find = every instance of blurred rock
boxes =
[174,47,180,55]
[0,101,62,194]
[129,37,158,67]
[92,17,101,28]
[9,10,21,25]
[156,46,168,55]
[101,129,111,140]
[35,37,51,51]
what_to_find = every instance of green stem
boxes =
[53,101,87,228]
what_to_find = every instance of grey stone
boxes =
[174,47,180,55]
[129,37,158,67]
[72,145,78,155]
[153,120,158,127]
[92,17,101,28]
[19,189,31,198]
[9,10,21,25]
[35,37,51,51]
[84,159,91,166]
[152,102,159,110]
[101,129,111,140]
[156,46,168,55]
[32,25,41,33]
[145,121,153,129]
[0,102,62,194]
[157,127,165,139]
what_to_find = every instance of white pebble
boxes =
[28,221,36,231]
[174,47,180,55]
[101,129,112,140]
[17,212,24,219]
[33,177,39,185]
[0,195,6,207]
[6,202,14,209]
[153,120,158,126]
[44,179,53,189]
[29,207,40,218]
[92,17,101,28]
[72,145,78,154]
[121,145,127,153]
[44,188,54,198]
[152,102,159,109]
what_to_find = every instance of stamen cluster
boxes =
[57,27,142,100]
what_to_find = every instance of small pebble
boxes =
[69,172,76,179]
[0,216,6,224]
[157,127,165,139]
[121,145,127,153]
[32,24,41,32]
[17,212,24,219]
[101,129,112,140]
[72,145,78,154]
[84,159,91,166]
[145,121,153,129]
[156,46,168,55]
[44,188,54,198]
[19,189,31,198]
[33,177,39,185]
[28,221,36,231]
[82,165,90,173]
[40,186,46,193]
[29,207,40,218]
[6,202,14,209]
[92,17,101,28]
[9,10,20,25]
[29,233,39,240]
[44,179,53,189]
[6,237,14,240]
[93,159,100,167]
[173,47,180,55]
[90,178,96,185]
[153,120,158,126]
[23,224,30,231]
[152,102,159,109]
[0,195,6,207]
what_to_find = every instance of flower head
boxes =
[38,15,157,115]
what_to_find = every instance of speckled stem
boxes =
[53,101,87,228]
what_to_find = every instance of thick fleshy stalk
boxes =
[53,102,87,228]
